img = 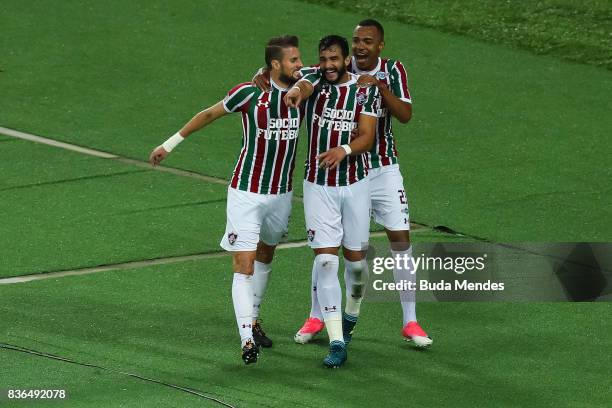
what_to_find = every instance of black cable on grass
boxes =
[0,342,236,408]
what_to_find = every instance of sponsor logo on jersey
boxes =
[257,100,269,108]
[228,232,238,245]
[376,71,388,80]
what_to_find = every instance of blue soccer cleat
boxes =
[342,313,358,345]
[323,340,347,368]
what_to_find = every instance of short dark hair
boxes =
[265,35,299,69]
[357,19,385,40]
[319,35,349,58]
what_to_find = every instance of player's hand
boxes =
[292,70,304,81]
[318,147,347,170]
[149,146,169,166]
[252,69,271,92]
[284,87,303,108]
[357,74,378,88]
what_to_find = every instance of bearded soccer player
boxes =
[293,20,433,348]
[284,35,380,367]
[149,36,304,365]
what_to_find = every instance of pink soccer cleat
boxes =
[294,317,325,344]
[402,321,433,347]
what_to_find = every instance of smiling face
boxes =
[319,44,351,84]
[352,25,384,71]
[273,46,303,86]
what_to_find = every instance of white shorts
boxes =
[369,164,410,231]
[220,187,292,251]
[303,178,370,251]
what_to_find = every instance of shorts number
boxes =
[398,189,407,204]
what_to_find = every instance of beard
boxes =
[279,72,297,86]
[324,64,347,84]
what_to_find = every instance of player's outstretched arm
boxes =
[149,101,228,166]
[318,114,377,170]
[283,80,314,108]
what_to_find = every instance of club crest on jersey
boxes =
[228,232,238,245]
[307,229,315,242]
[376,71,388,80]
[357,92,367,105]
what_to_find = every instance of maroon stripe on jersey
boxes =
[326,86,348,186]
[395,61,410,100]
[231,113,249,188]
[250,93,270,193]
[307,93,328,183]
[379,117,391,167]
[269,95,289,194]
[287,143,296,191]
[377,62,391,166]
[348,155,357,184]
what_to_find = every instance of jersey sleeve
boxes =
[298,71,322,88]
[360,86,382,117]
[223,83,256,113]
[298,65,320,77]
[388,60,412,104]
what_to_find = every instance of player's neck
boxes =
[352,55,381,73]
[270,72,290,90]
[336,72,351,85]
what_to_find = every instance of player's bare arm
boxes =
[283,80,313,108]
[149,101,228,166]
[358,74,411,123]
[318,114,376,170]
[378,81,412,123]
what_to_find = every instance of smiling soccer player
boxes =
[149,35,304,365]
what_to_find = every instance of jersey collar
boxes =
[331,72,358,87]
[270,78,290,91]
[350,56,382,75]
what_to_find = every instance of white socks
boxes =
[392,247,417,325]
[309,259,323,320]
[344,258,369,318]
[314,254,343,343]
[232,273,254,346]
[252,261,271,321]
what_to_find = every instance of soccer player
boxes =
[149,36,304,365]
[293,20,433,348]
[284,35,380,367]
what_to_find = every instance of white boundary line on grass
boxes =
[0,126,228,185]
[0,126,430,285]
[0,230,421,284]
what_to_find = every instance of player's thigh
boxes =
[370,165,410,231]
[220,187,265,251]
[341,178,371,251]
[260,191,293,246]
[303,181,343,248]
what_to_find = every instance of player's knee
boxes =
[233,252,256,275]
[342,247,365,262]
[387,229,410,251]
[256,241,276,264]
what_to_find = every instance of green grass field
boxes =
[1,0,611,407]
